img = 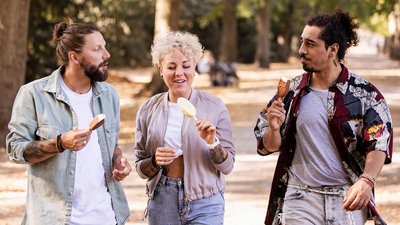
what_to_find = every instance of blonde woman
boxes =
[134,31,235,225]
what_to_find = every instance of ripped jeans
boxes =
[147,175,225,225]
[280,183,367,225]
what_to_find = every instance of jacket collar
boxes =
[43,65,107,98]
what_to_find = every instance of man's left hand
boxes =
[343,179,373,211]
[112,157,132,181]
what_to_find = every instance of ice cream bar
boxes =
[177,97,198,121]
[89,114,106,131]
[277,76,290,101]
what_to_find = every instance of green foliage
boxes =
[27,0,154,82]
[293,0,397,34]
[179,0,221,57]
[26,0,398,81]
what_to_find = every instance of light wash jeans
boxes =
[281,184,368,225]
[148,175,225,225]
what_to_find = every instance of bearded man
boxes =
[6,19,131,225]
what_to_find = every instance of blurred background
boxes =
[1,1,400,224]
[1,0,400,146]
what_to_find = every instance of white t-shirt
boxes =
[164,102,184,155]
[60,79,116,225]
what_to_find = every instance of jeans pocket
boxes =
[153,181,165,196]
[284,187,305,201]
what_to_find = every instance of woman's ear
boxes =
[158,66,163,78]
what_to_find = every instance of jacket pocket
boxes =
[36,125,59,140]
[105,124,118,150]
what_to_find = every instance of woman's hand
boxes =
[154,146,180,166]
[195,119,216,144]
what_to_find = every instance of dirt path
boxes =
[1,51,399,225]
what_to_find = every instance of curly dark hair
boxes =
[306,8,359,61]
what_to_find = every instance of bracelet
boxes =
[206,136,220,150]
[360,174,376,188]
[360,177,374,188]
[56,134,65,153]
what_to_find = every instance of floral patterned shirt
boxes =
[254,65,393,225]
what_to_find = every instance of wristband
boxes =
[360,174,376,188]
[360,177,374,188]
[56,134,65,153]
[206,136,220,150]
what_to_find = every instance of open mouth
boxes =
[100,61,109,67]
[174,79,186,83]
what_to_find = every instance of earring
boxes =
[332,58,338,67]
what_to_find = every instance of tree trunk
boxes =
[389,3,400,59]
[255,0,272,68]
[0,0,30,147]
[137,0,183,97]
[277,0,296,62]
[219,0,237,63]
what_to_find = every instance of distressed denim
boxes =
[281,184,367,225]
[6,66,130,225]
[148,175,225,225]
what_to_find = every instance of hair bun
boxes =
[55,22,68,37]
[52,19,72,45]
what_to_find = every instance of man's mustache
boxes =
[299,54,310,60]
[99,60,109,67]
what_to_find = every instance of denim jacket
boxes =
[6,66,130,225]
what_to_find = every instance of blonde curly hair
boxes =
[151,31,204,66]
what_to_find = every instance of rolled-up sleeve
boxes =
[363,97,393,164]
[213,107,235,175]
[6,86,37,164]
[133,103,152,179]
[254,109,272,156]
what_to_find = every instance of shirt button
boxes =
[69,171,73,175]
[69,192,73,196]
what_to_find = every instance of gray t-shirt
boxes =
[289,87,350,187]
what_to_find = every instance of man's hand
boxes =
[266,100,286,130]
[60,129,91,151]
[112,156,132,181]
[343,179,373,211]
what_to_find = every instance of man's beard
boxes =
[300,54,314,72]
[302,63,314,72]
[80,58,109,82]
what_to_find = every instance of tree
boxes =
[220,0,238,63]
[389,2,400,59]
[0,0,30,147]
[138,0,184,97]
[255,0,272,68]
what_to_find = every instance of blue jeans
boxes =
[281,184,367,225]
[148,175,225,225]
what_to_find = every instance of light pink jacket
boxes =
[134,89,235,201]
